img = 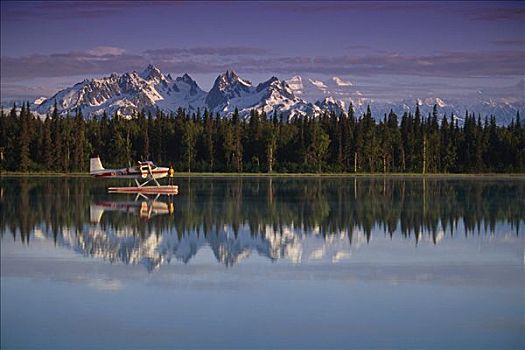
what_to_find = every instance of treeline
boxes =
[1,102,524,173]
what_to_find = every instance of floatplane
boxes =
[89,157,178,195]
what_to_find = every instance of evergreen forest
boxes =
[1,102,524,173]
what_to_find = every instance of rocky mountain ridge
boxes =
[27,65,524,124]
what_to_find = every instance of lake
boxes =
[1,176,524,349]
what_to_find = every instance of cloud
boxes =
[0,49,147,79]
[269,2,442,14]
[467,7,525,21]
[1,47,523,85]
[144,47,269,57]
[0,82,60,101]
[3,1,523,25]
[0,1,182,22]
[234,50,525,78]
[0,46,271,79]
[86,46,126,57]
[269,2,525,23]
[345,45,376,52]
[492,39,525,47]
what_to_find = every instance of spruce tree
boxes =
[72,109,87,171]
[203,109,215,170]
[306,120,330,173]
[42,116,54,169]
[18,103,31,171]
[231,108,243,172]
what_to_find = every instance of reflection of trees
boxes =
[1,176,523,249]
[1,177,92,244]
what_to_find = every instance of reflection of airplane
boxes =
[90,157,178,194]
[90,196,175,223]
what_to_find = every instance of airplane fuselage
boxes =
[89,157,171,185]
[90,166,169,179]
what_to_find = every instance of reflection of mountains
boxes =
[1,176,523,269]
[34,223,365,270]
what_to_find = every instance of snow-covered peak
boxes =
[286,75,304,90]
[286,75,334,101]
[33,97,47,105]
[332,76,353,87]
[309,79,328,90]
[416,97,447,108]
[176,73,196,85]
[219,70,252,88]
[255,76,280,92]
[315,96,346,115]
[434,97,447,108]
[173,73,203,97]
[324,96,337,104]
[285,76,305,99]
[140,64,164,82]
[205,70,254,111]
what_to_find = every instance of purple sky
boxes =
[1,1,524,103]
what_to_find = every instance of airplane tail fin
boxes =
[90,157,105,173]
[89,204,104,224]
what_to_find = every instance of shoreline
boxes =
[1,172,524,179]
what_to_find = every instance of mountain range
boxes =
[31,64,524,124]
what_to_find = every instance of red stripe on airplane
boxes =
[93,170,168,177]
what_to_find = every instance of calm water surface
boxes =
[1,176,524,349]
